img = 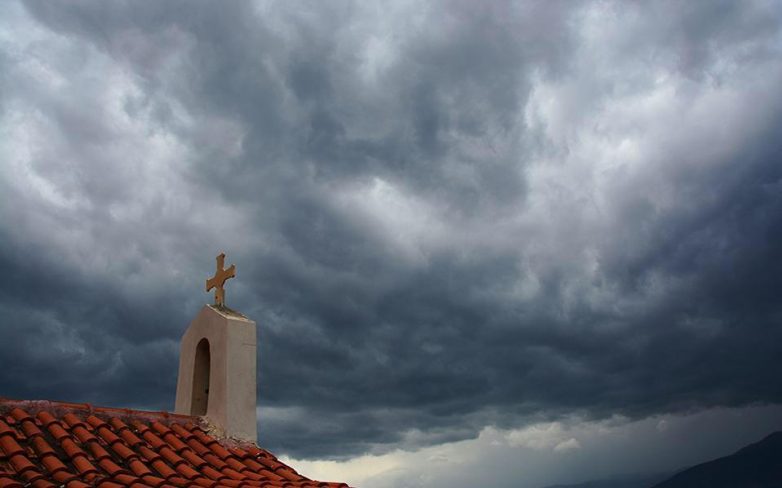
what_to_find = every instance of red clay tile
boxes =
[240,458,265,472]
[191,476,217,488]
[0,477,23,488]
[119,428,145,447]
[96,481,124,488]
[128,458,154,477]
[175,463,200,480]
[97,457,127,476]
[8,409,33,423]
[257,469,285,481]
[192,430,215,446]
[159,446,185,466]
[181,449,207,468]
[29,478,56,488]
[107,418,127,430]
[18,419,43,438]
[18,467,44,483]
[60,438,87,459]
[62,413,86,429]
[70,425,98,444]
[0,436,25,456]
[95,426,121,445]
[65,480,91,488]
[111,472,139,485]
[169,424,194,441]
[138,445,162,461]
[46,423,70,442]
[214,480,244,488]
[0,421,15,438]
[109,440,137,460]
[71,455,98,476]
[9,454,36,474]
[150,459,178,479]
[240,469,267,482]
[244,446,261,457]
[51,469,76,484]
[162,432,188,453]
[39,454,68,474]
[201,466,225,481]
[151,422,172,436]
[85,416,107,429]
[141,431,167,450]
[207,443,232,460]
[140,474,167,487]
[0,398,350,488]
[30,436,56,456]
[259,458,285,471]
[166,475,192,487]
[203,453,228,469]
[228,447,253,460]
[220,468,245,481]
[186,438,212,456]
[224,457,248,473]
[274,467,304,482]
[86,441,112,461]
[34,412,57,428]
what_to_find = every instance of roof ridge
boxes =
[0,397,194,424]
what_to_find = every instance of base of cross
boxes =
[208,303,247,319]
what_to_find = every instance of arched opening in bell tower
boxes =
[191,338,211,415]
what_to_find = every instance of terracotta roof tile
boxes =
[181,449,207,468]
[224,457,248,473]
[39,453,68,474]
[150,458,178,479]
[46,422,70,441]
[51,470,75,484]
[88,441,114,461]
[30,479,56,488]
[128,458,154,477]
[203,453,228,469]
[111,440,138,460]
[176,462,202,480]
[61,437,88,459]
[187,437,213,457]
[97,456,129,476]
[0,398,351,488]
[0,436,25,457]
[72,455,99,476]
[139,474,167,487]
[0,476,23,488]
[97,481,124,488]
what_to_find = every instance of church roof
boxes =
[0,398,349,488]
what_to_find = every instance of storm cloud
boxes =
[1,0,782,469]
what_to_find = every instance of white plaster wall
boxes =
[175,305,257,442]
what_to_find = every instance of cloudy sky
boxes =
[1,1,782,487]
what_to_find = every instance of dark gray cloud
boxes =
[1,0,781,465]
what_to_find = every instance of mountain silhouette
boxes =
[651,431,782,488]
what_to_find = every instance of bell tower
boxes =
[174,253,257,442]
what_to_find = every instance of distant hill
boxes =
[651,431,782,488]
[541,472,671,488]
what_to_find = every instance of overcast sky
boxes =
[1,1,782,487]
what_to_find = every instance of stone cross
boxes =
[206,252,236,308]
